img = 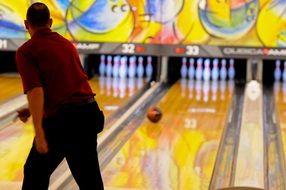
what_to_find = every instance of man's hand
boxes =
[35,134,48,154]
[17,108,31,122]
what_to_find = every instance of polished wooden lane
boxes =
[88,77,146,117]
[0,120,33,190]
[273,82,286,166]
[0,74,23,104]
[0,76,148,189]
[102,79,234,190]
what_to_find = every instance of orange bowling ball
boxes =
[147,106,162,123]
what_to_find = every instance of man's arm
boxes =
[27,87,48,154]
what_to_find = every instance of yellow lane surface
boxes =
[0,74,23,104]
[0,76,147,189]
[102,79,234,190]
[273,82,286,165]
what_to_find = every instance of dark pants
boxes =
[22,101,104,190]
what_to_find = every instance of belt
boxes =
[63,97,95,107]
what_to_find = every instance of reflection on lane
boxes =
[0,74,23,103]
[0,76,148,189]
[89,76,147,117]
[102,79,234,190]
[273,82,286,164]
[0,121,33,189]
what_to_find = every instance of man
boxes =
[16,2,104,190]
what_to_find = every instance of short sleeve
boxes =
[16,49,42,94]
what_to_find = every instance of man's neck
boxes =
[30,26,50,37]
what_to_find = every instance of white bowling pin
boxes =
[188,58,195,80]
[137,56,144,78]
[99,55,106,76]
[106,55,113,77]
[181,57,188,78]
[146,56,153,80]
[274,60,282,81]
[220,59,227,80]
[119,56,128,78]
[228,59,235,80]
[195,58,203,81]
[283,61,286,82]
[112,55,120,78]
[128,56,136,78]
[203,58,211,81]
[212,58,219,81]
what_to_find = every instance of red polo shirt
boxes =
[16,28,94,117]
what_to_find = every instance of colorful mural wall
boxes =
[0,0,285,47]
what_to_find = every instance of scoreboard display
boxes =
[0,0,286,58]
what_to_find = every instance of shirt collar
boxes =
[33,28,52,38]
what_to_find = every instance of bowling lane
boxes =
[101,79,234,190]
[0,121,33,190]
[273,82,286,164]
[89,76,147,118]
[0,74,23,104]
[0,76,148,189]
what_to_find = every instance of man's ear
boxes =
[48,18,53,28]
[24,20,29,30]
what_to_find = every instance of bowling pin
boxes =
[274,60,281,81]
[99,55,106,76]
[195,58,203,81]
[228,59,235,80]
[119,56,128,78]
[211,58,219,81]
[106,55,113,77]
[146,56,153,80]
[181,57,188,78]
[203,58,211,81]
[128,56,136,78]
[220,59,227,81]
[137,56,144,78]
[188,58,195,80]
[283,61,286,82]
[112,55,120,78]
